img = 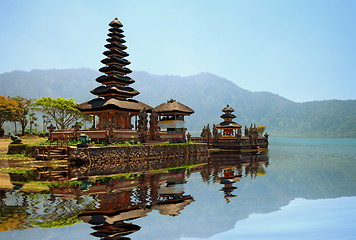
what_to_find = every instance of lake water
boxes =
[1,138,356,240]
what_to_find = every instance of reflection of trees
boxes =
[0,205,29,231]
[0,190,96,231]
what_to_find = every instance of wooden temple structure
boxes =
[215,104,242,137]
[51,18,193,142]
[154,99,194,138]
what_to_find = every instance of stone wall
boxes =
[68,143,208,176]
[7,144,53,157]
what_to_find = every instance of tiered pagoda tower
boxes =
[216,104,242,136]
[77,18,151,130]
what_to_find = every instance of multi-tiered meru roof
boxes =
[77,18,151,113]
[216,104,242,129]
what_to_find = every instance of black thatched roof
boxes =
[107,31,124,37]
[77,98,152,113]
[99,65,132,75]
[109,18,123,28]
[95,74,135,85]
[103,49,129,58]
[105,42,127,51]
[216,122,242,128]
[91,85,139,98]
[106,37,126,43]
[154,99,194,115]
[220,113,236,119]
[222,104,234,112]
[108,28,125,35]
[100,57,131,66]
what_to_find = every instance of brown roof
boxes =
[222,104,235,112]
[77,98,152,113]
[216,122,242,129]
[153,198,194,216]
[90,85,139,98]
[109,18,123,28]
[154,99,194,115]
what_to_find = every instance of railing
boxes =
[49,134,69,159]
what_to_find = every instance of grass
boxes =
[0,136,47,153]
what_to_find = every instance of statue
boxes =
[138,108,148,142]
[212,124,219,143]
[186,132,191,142]
[244,125,249,137]
[201,124,211,143]
[10,133,22,144]
[77,133,93,148]
[149,109,160,140]
[236,128,242,139]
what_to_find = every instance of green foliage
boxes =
[32,97,86,130]
[169,137,186,144]
[257,126,266,136]
[33,214,80,228]
[11,96,34,135]
[0,96,24,130]
[1,69,356,137]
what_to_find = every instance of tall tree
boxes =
[12,96,34,136]
[32,97,87,130]
[0,96,23,134]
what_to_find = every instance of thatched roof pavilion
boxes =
[154,99,194,115]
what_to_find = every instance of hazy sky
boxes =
[0,0,355,102]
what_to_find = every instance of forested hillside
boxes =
[0,69,355,137]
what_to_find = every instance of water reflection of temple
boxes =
[202,151,269,203]
[77,170,193,239]
[0,151,269,236]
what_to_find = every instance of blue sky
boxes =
[0,0,355,102]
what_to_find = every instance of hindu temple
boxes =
[71,18,193,142]
[207,104,269,150]
[77,18,151,130]
[215,104,242,137]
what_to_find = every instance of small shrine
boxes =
[216,105,242,137]
[207,104,268,150]
[154,99,194,134]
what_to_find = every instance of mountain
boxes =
[1,68,355,137]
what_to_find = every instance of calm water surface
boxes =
[1,138,356,240]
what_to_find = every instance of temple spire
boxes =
[91,18,139,100]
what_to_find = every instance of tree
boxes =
[12,97,34,136]
[0,96,24,135]
[32,97,86,130]
[28,112,37,133]
[257,126,266,137]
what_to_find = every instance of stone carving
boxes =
[10,133,22,144]
[186,132,191,142]
[149,109,160,140]
[77,133,93,148]
[138,108,148,142]
[244,125,249,137]
[212,124,219,143]
[201,124,212,143]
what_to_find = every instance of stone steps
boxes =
[36,147,68,160]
